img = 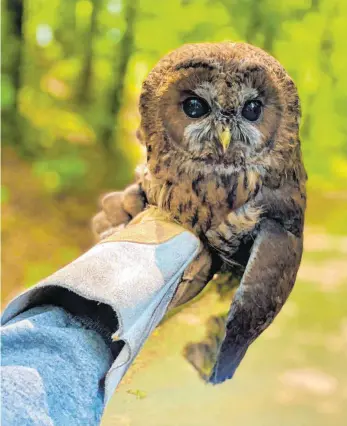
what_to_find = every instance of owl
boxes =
[93,42,307,384]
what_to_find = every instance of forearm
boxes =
[1,214,201,425]
[1,305,114,426]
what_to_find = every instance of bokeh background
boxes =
[2,0,347,425]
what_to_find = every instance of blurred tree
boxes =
[6,0,24,94]
[2,0,347,192]
[2,0,24,146]
[76,0,98,104]
[101,0,137,152]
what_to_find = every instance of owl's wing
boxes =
[208,219,303,384]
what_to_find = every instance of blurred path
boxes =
[102,225,347,426]
[2,151,346,424]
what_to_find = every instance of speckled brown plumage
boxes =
[137,42,306,255]
[92,42,307,384]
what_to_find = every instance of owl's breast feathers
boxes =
[139,40,306,242]
[144,147,262,236]
[144,134,306,244]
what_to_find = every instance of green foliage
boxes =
[1,186,10,204]
[2,6,346,417]
[1,75,16,109]
[32,156,88,192]
[126,388,147,399]
[2,0,346,192]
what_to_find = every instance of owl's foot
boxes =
[91,183,147,241]
[184,314,227,381]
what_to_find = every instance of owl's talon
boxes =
[92,182,148,242]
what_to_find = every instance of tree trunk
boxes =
[3,0,24,147]
[7,0,24,95]
[101,0,137,153]
[76,0,100,104]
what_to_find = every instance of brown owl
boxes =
[93,42,307,384]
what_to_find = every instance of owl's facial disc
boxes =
[185,81,267,154]
[181,88,264,159]
[152,56,284,163]
[181,96,232,152]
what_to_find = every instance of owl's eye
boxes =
[182,97,211,119]
[242,100,262,121]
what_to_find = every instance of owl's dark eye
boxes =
[182,97,211,119]
[242,100,262,121]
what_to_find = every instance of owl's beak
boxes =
[219,128,231,152]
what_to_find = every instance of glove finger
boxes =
[102,192,130,226]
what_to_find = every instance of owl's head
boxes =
[139,42,301,170]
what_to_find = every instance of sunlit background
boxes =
[2,0,347,424]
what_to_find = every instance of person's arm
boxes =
[1,208,208,425]
[1,305,114,426]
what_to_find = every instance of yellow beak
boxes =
[220,128,231,152]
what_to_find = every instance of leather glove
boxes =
[2,207,212,404]
[92,190,213,308]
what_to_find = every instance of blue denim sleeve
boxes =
[1,305,114,426]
